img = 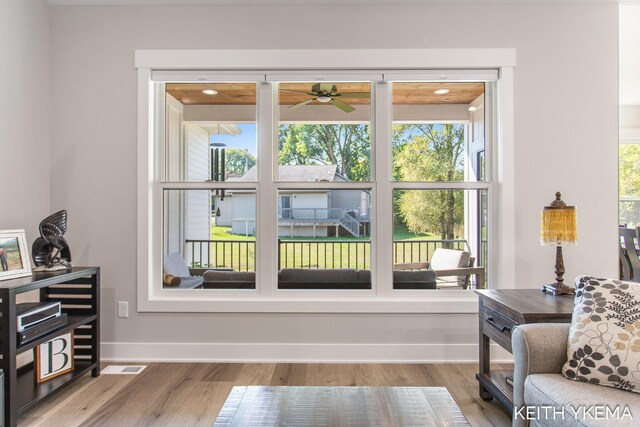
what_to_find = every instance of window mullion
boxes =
[374,81,393,296]
[257,81,277,297]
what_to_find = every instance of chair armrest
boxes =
[434,266,485,289]
[512,323,570,424]
[393,262,429,270]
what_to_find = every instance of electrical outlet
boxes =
[118,301,128,318]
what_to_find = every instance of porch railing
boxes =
[279,207,369,221]
[186,239,256,272]
[278,239,371,270]
[392,239,469,265]
[186,238,470,272]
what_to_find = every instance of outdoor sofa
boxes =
[201,268,437,289]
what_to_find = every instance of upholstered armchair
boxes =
[512,323,640,427]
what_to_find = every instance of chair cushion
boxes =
[163,252,191,278]
[524,373,639,427]
[357,269,371,283]
[393,270,437,289]
[173,276,204,289]
[280,268,359,284]
[429,248,470,286]
[430,248,470,269]
[562,276,640,394]
[203,271,256,283]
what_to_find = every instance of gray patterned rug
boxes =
[214,386,470,426]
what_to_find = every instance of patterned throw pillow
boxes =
[563,276,640,393]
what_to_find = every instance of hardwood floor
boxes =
[19,363,512,427]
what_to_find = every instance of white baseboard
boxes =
[101,342,512,363]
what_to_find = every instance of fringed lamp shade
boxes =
[540,192,577,296]
[541,205,578,246]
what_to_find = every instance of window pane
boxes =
[164,83,257,182]
[619,144,640,227]
[277,189,372,289]
[278,82,371,182]
[392,82,485,182]
[163,189,256,290]
[393,189,487,290]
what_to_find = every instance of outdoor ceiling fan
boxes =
[279,83,370,113]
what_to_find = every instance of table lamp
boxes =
[540,192,577,295]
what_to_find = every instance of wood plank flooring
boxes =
[19,363,512,427]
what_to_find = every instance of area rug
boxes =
[213,386,470,426]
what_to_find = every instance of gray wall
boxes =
[49,4,618,359]
[0,0,51,240]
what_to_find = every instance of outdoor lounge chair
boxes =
[394,248,485,290]
[163,252,206,289]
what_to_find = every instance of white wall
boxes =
[49,4,618,361]
[230,192,256,236]
[0,0,51,240]
[620,5,640,107]
[620,5,640,144]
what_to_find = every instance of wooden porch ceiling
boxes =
[166,82,484,106]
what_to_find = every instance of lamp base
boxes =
[541,283,575,296]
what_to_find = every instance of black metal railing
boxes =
[186,238,471,272]
[186,239,256,272]
[278,239,371,270]
[392,239,469,266]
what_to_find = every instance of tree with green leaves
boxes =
[225,148,256,178]
[394,124,465,240]
[619,145,640,225]
[278,124,370,181]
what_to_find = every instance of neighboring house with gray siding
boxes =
[216,165,370,237]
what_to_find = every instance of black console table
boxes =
[0,267,100,427]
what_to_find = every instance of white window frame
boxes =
[136,49,515,313]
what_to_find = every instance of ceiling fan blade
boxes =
[279,89,315,95]
[330,98,356,113]
[288,98,315,109]
[336,92,370,98]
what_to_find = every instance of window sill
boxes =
[138,293,480,313]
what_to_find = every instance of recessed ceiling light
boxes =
[468,106,477,112]
[434,88,450,95]
[202,89,218,95]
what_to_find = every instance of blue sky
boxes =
[209,124,257,156]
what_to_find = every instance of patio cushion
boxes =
[280,268,359,284]
[429,248,471,286]
[203,271,255,286]
[163,252,191,278]
[357,269,371,283]
[393,270,437,289]
[173,276,204,289]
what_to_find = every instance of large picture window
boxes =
[156,77,493,293]
[136,52,512,312]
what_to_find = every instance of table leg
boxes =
[478,299,493,400]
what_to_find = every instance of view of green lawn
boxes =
[200,224,465,271]
[211,224,436,242]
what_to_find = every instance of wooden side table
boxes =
[475,289,574,415]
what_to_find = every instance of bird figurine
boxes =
[32,210,72,271]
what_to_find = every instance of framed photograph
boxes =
[0,229,32,281]
[35,332,74,383]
